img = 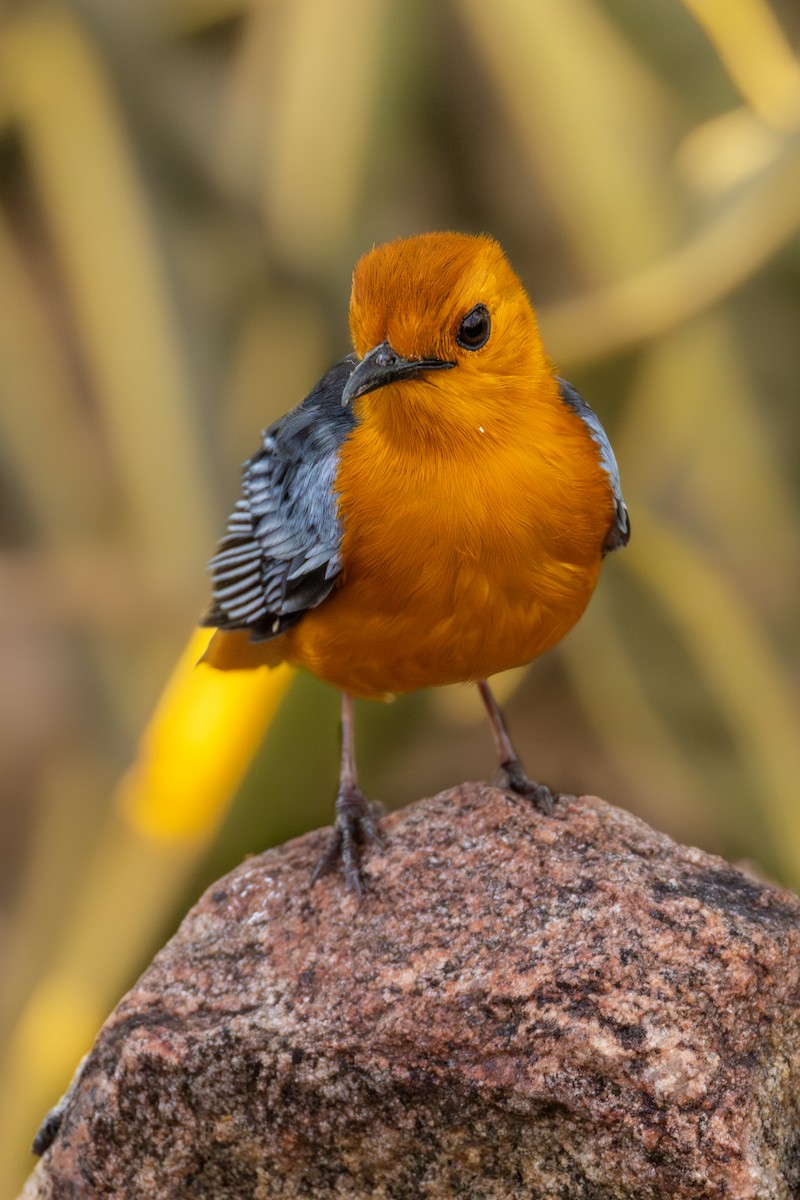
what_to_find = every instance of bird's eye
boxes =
[456,304,491,351]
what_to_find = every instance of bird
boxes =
[201,232,629,894]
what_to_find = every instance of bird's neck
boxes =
[351,370,564,460]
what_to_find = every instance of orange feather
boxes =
[205,232,617,699]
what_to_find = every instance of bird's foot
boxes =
[311,785,383,897]
[500,758,555,815]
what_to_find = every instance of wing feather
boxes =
[558,377,630,554]
[202,356,357,641]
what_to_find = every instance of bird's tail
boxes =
[199,627,290,674]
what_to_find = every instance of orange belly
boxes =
[283,553,601,698]
[205,397,614,700]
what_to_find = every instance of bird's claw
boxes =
[311,786,383,897]
[500,758,555,815]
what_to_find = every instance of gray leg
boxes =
[477,679,554,814]
[311,693,382,896]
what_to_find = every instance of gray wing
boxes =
[202,356,358,641]
[558,377,630,554]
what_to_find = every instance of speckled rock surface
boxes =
[22,786,800,1199]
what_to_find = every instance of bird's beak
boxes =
[341,340,455,406]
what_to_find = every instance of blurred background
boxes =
[1,0,799,1191]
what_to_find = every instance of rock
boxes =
[20,786,800,1199]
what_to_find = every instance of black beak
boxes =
[341,340,455,406]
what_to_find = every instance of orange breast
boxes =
[276,386,614,699]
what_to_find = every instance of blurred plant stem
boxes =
[1,5,217,585]
[0,630,294,1176]
[681,0,800,127]
[541,140,800,364]
[628,509,800,890]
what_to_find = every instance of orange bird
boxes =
[202,232,629,892]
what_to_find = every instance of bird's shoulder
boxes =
[202,355,358,639]
[557,377,630,554]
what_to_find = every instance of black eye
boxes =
[456,304,491,351]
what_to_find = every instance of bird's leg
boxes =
[477,679,554,814]
[311,692,382,896]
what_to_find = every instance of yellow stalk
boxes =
[628,510,800,889]
[0,6,216,584]
[681,0,800,129]
[540,140,800,365]
[118,629,295,840]
[1,630,294,1182]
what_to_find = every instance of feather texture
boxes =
[557,378,630,554]
[204,233,629,698]
[202,356,356,640]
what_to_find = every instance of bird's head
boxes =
[344,232,556,441]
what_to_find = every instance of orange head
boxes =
[344,232,558,444]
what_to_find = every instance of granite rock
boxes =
[21,786,800,1198]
